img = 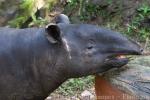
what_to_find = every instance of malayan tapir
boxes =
[0,14,142,100]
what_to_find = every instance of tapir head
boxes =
[45,14,142,77]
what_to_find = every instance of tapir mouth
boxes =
[106,49,142,63]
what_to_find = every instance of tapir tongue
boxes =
[117,55,126,58]
[116,55,133,60]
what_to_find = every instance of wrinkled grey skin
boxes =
[0,14,142,100]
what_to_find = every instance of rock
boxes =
[45,96,52,100]
[101,56,150,99]
[81,90,94,100]
[71,96,80,100]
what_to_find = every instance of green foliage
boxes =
[20,0,35,15]
[57,76,94,96]
[137,4,150,15]
[28,15,48,27]
[8,0,57,28]
[80,4,102,21]
[106,0,113,4]
[65,1,150,41]
[64,0,79,11]
[64,0,79,14]
[8,0,35,28]
[45,0,58,10]
[64,0,110,21]
[126,4,150,41]
[67,0,79,5]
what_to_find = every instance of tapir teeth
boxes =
[117,55,126,59]
[106,54,135,61]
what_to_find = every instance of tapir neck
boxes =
[30,29,68,97]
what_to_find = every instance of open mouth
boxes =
[110,54,133,60]
[104,53,138,68]
[105,51,142,67]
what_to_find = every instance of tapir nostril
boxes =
[140,48,144,52]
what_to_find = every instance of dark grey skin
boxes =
[0,14,142,100]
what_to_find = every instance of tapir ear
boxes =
[45,24,61,43]
[55,14,70,24]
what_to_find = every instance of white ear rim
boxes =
[45,33,57,43]
[45,23,56,29]
[45,23,58,43]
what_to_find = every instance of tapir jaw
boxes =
[103,51,142,68]
[104,39,143,67]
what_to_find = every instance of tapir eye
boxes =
[87,46,93,49]
[87,39,95,50]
